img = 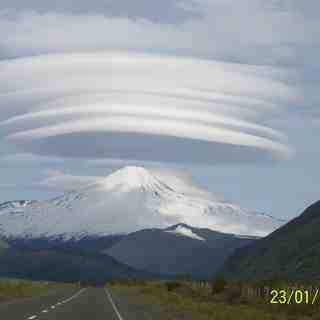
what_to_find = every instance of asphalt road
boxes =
[0,287,129,320]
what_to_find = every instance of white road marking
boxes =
[24,288,86,320]
[61,288,86,304]
[104,287,124,320]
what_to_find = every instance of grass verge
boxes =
[109,280,320,320]
[0,279,76,303]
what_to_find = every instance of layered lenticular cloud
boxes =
[0,51,298,164]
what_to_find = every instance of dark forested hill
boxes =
[221,200,320,281]
[107,224,255,278]
[0,247,154,283]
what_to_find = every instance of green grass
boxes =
[0,279,77,303]
[109,280,320,320]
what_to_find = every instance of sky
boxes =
[0,0,319,220]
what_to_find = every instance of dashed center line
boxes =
[24,288,86,320]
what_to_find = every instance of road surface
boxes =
[0,286,142,320]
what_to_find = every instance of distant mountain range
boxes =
[0,223,255,280]
[0,193,318,282]
[0,166,283,239]
[106,223,255,277]
[220,200,320,281]
[1,194,317,282]
[0,166,288,281]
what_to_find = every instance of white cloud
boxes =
[0,153,64,164]
[37,169,102,191]
[0,1,317,167]
[0,0,201,23]
[0,51,297,164]
[0,1,318,65]
[34,166,213,197]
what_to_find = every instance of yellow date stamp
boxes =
[270,289,319,305]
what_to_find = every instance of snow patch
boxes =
[166,225,205,241]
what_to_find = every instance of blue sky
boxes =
[0,0,319,220]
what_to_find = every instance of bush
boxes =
[224,285,242,304]
[108,278,147,287]
[166,281,182,292]
[211,277,227,295]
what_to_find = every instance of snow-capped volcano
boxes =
[98,166,174,194]
[0,166,284,239]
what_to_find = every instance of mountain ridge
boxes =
[106,223,255,277]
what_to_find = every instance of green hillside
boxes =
[0,247,155,283]
[221,200,320,281]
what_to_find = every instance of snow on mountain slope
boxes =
[0,200,38,215]
[151,168,222,201]
[165,225,205,241]
[0,166,284,239]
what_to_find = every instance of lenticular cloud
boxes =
[0,51,297,164]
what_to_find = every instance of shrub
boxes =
[211,277,227,295]
[166,281,182,292]
[224,285,242,304]
[108,278,148,287]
